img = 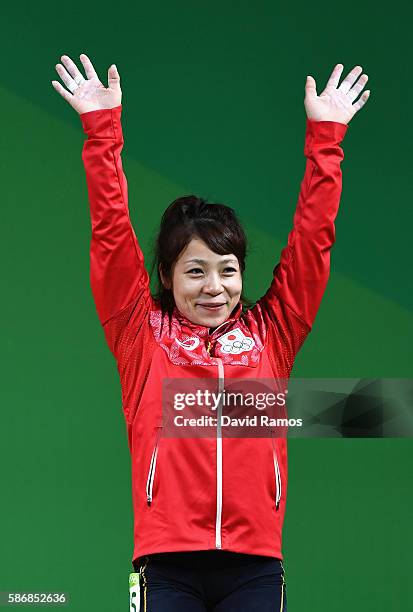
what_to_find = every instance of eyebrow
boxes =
[184,258,238,265]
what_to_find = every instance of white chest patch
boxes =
[217,328,255,354]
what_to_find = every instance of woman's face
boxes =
[163,237,243,327]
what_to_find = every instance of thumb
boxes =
[305,75,317,98]
[108,64,121,90]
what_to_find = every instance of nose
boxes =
[202,273,224,295]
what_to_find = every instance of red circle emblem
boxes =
[227,334,237,340]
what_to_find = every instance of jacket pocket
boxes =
[146,427,162,506]
[272,440,282,512]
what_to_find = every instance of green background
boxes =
[1,0,412,609]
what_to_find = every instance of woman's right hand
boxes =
[52,54,122,115]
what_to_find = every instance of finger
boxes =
[55,63,77,92]
[51,80,75,105]
[352,90,371,114]
[60,54,86,82]
[305,75,317,99]
[107,64,121,91]
[79,53,99,80]
[324,64,344,90]
[347,73,368,102]
[339,65,363,94]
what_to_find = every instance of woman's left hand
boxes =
[304,64,370,125]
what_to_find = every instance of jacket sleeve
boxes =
[80,104,152,357]
[256,119,348,356]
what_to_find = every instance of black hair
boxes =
[150,195,251,314]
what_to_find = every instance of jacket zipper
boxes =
[206,318,231,356]
[272,442,282,511]
[146,428,162,506]
[205,319,237,550]
[215,357,224,549]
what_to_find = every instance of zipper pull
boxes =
[207,341,212,355]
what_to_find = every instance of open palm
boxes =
[52,54,122,115]
[305,64,370,125]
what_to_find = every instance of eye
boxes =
[222,267,237,275]
[186,268,203,275]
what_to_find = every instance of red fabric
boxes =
[80,105,347,563]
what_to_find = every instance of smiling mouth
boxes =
[196,303,226,310]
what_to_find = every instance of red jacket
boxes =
[80,105,347,564]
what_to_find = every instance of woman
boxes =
[52,55,370,611]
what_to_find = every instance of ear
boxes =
[159,264,172,289]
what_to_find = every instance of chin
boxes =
[198,313,227,326]
[178,300,239,327]
[193,307,231,327]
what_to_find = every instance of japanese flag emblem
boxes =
[217,328,255,354]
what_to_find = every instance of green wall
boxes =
[1,0,412,609]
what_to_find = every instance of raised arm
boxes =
[79,104,152,326]
[256,64,370,351]
[52,54,152,352]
